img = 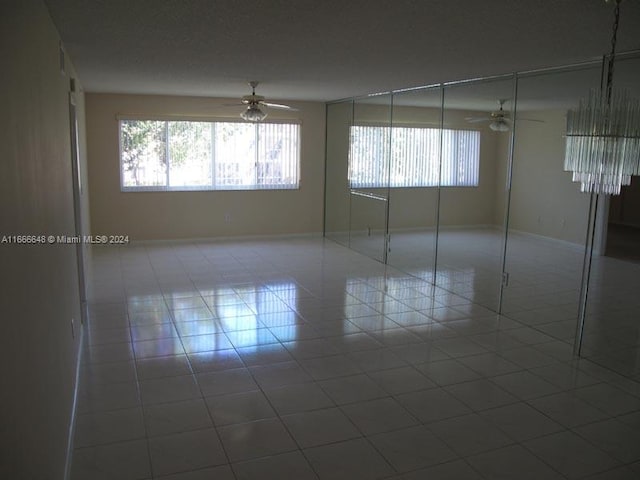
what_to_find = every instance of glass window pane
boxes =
[168,121,212,187]
[214,122,256,188]
[120,120,300,191]
[121,120,167,187]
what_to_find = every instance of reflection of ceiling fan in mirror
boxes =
[465,99,544,132]
[225,81,298,122]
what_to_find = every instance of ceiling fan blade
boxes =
[220,102,245,107]
[516,118,545,123]
[260,101,299,111]
[465,117,491,123]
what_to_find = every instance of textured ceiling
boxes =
[44,0,640,102]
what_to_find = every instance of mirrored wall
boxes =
[579,53,640,379]
[324,51,640,374]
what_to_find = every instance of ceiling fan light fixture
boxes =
[490,120,510,132]
[241,104,267,122]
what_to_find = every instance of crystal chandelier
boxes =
[564,0,640,195]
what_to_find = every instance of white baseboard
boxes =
[507,228,585,250]
[106,231,325,246]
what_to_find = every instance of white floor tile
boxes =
[143,399,212,436]
[523,430,621,479]
[148,428,227,477]
[231,451,317,480]
[205,390,275,426]
[217,418,297,462]
[340,397,419,435]
[282,407,361,448]
[467,444,565,480]
[71,439,151,480]
[304,438,395,480]
[77,235,640,479]
[428,413,514,456]
[369,425,457,473]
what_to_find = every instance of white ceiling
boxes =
[44,0,640,102]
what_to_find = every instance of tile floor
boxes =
[72,236,640,479]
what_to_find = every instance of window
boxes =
[348,126,480,188]
[120,120,300,191]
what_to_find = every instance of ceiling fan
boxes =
[465,99,544,132]
[227,81,298,122]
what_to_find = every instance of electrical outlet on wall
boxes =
[224,213,231,223]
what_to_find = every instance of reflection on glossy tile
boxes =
[187,349,243,373]
[181,333,233,353]
[134,337,184,359]
[136,354,192,380]
[76,236,640,480]
[235,343,293,366]
[205,390,275,426]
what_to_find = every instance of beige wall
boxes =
[86,94,326,241]
[494,132,512,226]
[0,1,87,478]
[324,102,352,241]
[509,110,591,244]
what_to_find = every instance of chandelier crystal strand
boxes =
[563,0,640,195]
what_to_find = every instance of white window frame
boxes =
[119,117,301,192]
